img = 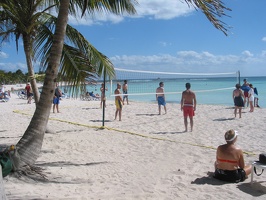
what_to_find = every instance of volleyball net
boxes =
[110,68,240,98]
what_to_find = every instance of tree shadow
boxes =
[90,120,112,122]
[213,117,235,121]
[82,107,100,110]
[136,113,159,116]
[152,131,185,135]
[36,161,108,167]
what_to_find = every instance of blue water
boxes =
[82,76,266,108]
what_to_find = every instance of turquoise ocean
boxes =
[81,76,266,108]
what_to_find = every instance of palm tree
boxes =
[0,0,114,101]
[4,0,230,169]
[10,0,138,168]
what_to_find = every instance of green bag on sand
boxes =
[0,152,13,177]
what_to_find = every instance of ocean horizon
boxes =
[79,76,265,108]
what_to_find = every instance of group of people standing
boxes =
[155,81,197,132]
[233,79,256,118]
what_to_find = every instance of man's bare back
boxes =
[181,90,196,105]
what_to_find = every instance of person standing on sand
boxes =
[181,83,196,132]
[248,83,255,112]
[122,80,129,105]
[114,83,124,121]
[214,129,251,183]
[25,82,33,104]
[242,79,250,107]
[233,83,244,118]
[100,83,108,108]
[156,82,167,115]
[53,83,62,113]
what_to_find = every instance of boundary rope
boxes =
[13,110,255,156]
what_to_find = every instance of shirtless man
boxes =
[114,83,124,121]
[156,82,167,115]
[122,80,129,105]
[181,83,196,132]
[214,130,251,182]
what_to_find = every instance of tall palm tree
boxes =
[11,0,138,168]
[5,0,230,169]
[0,0,115,101]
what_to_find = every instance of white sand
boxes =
[1,91,266,199]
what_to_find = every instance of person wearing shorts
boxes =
[156,82,167,115]
[181,83,196,132]
[114,83,124,121]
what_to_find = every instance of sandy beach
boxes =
[1,90,266,199]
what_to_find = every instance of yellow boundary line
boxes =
[13,110,256,156]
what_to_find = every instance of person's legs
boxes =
[249,101,254,112]
[239,107,242,118]
[56,104,59,113]
[244,165,252,176]
[119,109,122,121]
[164,105,167,114]
[115,109,118,120]
[234,107,237,118]
[184,116,188,132]
[158,105,161,115]
[189,116,193,132]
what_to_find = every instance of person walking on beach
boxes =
[122,80,129,105]
[248,83,255,112]
[100,83,108,108]
[53,82,62,113]
[156,82,167,115]
[25,82,33,104]
[233,83,244,118]
[214,129,251,183]
[114,83,124,121]
[181,83,196,132]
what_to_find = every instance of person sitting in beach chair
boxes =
[89,91,100,100]
[214,130,252,183]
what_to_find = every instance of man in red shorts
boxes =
[181,83,197,132]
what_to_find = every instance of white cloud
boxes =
[262,37,266,42]
[0,52,8,59]
[0,62,27,72]
[110,51,266,76]
[67,0,195,25]
[241,50,253,57]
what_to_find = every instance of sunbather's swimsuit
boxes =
[115,99,123,109]
[234,94,244,107]
[157,96,166,106]
[214,158,246,182]
[183,104,194,117]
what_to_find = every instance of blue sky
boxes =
[0,0,266,77]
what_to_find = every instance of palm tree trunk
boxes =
[23,35,40,102]
[16,0,70,166]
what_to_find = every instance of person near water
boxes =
[181,83,196,132]
[122,80,129,105]
[114,83,124,121]
[241,79,250,107]
[156,82,167,115]
[233,83,244,118]
[248,83,255,112]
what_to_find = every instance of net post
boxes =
[102,71,106,127]
[238,70,240,85]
